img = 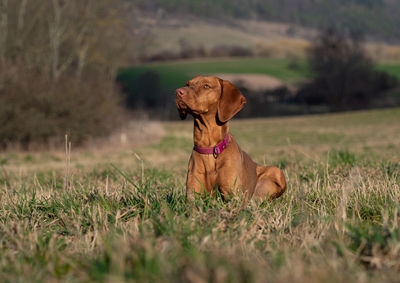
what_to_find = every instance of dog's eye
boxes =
[204,84,211,89]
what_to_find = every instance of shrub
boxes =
[180,46,207,59]
[296,29,399,111]
[210,45,253,57]
[145,51,180,62]
[0,73,124,149]
[120,71,165,109]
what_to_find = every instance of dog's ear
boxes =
[217,80,246,123]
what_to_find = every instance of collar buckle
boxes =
[213,146,219,158]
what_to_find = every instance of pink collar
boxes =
[193,134,230,158]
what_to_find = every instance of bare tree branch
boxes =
[17,0,28,32]
[0,0,8,67]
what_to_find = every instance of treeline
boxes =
[144,45,254,62]
[0,0,135,149]
[133,0,400,42]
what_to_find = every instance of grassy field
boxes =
[117,58,310,95]
[1,108,400,282]
[378,62,400,80]
[118,58,400,96]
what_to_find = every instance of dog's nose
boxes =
[175,88,185,97]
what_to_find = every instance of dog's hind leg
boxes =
[253,166,286,200]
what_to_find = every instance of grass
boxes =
[117,57,310,94]
[118,57,400,96]
[377,62,400,80]
[1,108,400,282]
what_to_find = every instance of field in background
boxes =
[377,62,400,80]
[143,18,313,57]
[119,58,400,95]
[1,108,400,282]
[140,17,400,62]
[118,58,309,96]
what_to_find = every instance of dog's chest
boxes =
[205,169,217,186]
[203,157,218,186]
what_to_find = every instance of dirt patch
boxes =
[215,73,285,92]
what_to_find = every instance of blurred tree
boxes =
[0,0,135,148]
[0,0,134,82]
[297,28,398,111]
[126,71,164,108]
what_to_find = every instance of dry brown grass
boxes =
[0,108,399,282]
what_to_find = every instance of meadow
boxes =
[118,57,400,94]
[0,108,399,282]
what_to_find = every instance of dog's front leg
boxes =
[186,173,208,200]
[216,167,245,201]
[185,157,210,200]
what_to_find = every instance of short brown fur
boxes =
[176,76,286,201]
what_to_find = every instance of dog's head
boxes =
[175,76,246,122]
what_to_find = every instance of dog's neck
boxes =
[193,112,228,147]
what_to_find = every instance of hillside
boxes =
[134,0,400,42]
[131,8,400,63]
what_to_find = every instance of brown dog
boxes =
[175,76,286,201]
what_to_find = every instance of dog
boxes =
[175,76,286,201]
